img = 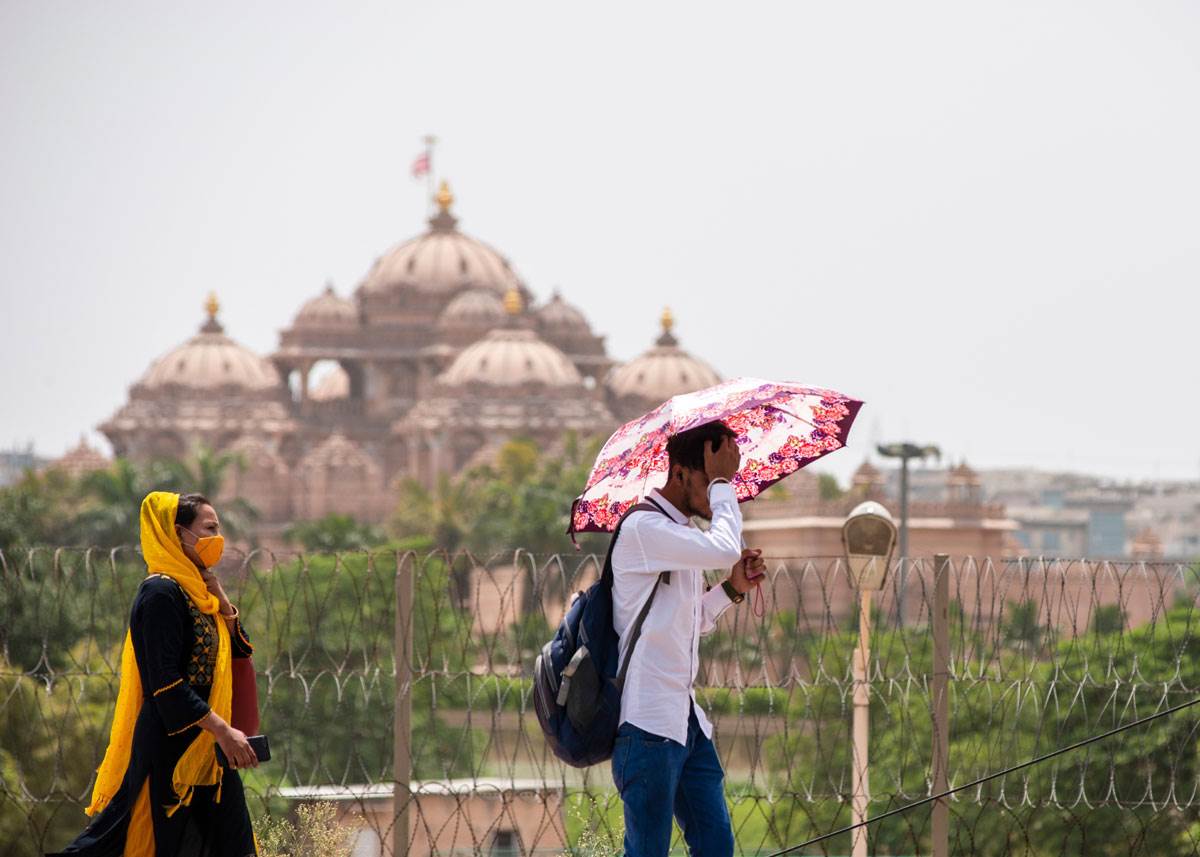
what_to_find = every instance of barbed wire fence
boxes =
[2,548,1200,856]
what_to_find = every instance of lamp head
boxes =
[842,501,897,590]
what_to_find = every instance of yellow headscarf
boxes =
[86,491,233,821]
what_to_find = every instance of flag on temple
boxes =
[411,150,431,178]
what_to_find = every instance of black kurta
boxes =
[49,574,257,857]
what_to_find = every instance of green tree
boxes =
[283,515,386,552]
[0,468,80,551]
[817,473,845,502]
[159,445,259,540]
[1090,604,1126,635]
[392,474,479,552]
[73,458,170,547]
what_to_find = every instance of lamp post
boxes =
[876,442,940,627]
[842,502,898,857]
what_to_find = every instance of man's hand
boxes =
[728,548,766,595]
[703,435,741,484]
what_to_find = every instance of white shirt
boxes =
[611,482,743,746]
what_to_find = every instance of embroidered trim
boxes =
[235,622,254,654]
[166,710,210,737]
[153,678,183,696]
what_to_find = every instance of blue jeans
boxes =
[611,706,734,857]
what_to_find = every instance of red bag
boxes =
[230,657,260,735]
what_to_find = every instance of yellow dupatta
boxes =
[86,492,233,824]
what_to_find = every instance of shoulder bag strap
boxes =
[612,500,671,691]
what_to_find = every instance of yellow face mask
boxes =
[180,527,225,568]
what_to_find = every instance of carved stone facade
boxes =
[97,183,720,539]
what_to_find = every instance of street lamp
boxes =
[876,442,940,627]
[842,502,897,857]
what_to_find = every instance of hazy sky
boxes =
[2,1,1198,485]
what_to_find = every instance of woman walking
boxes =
[50,491,259,857]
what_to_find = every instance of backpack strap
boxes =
[605,500,672,692]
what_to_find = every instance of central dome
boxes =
[440,327,583,388]
[357,182,525,299]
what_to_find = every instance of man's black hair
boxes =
[666,421,737,474]
[176,493,212,528]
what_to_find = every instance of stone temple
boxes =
[98,182,721,541]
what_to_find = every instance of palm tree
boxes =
[74,459,171,547]
[393,472,478,554]
[159,445,259,541]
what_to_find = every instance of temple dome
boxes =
[137,295,281,394]
[535,291,591,333]
[309,365,350,401]
[293,282,356,329]
[357,182,525,299]
[607,308,721,404]
[439,313,583,388]
[438,288,506,331]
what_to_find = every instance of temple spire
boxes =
[656,306,678,346]
[201,292,224,333]
[503,285,524,316]
[429,180,459,232]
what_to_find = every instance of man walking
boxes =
[611,420,766,856]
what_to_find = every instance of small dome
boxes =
[948,461,980,485]
[607,309,720,403]
[535,291,591,333]
[853,460,881,481]
[138,295,281,394]
[293,282,357,329]
[438,288,506,330]
[357,182,525,299]
[48,436,109,478]
[309,365,349,401]
[440,328,583,388]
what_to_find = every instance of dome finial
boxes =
[435,180,454,213]
[201,292,224,333]
[656,306,678,346]
[503,285,524,316]
[429,180,459,231]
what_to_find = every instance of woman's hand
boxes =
[200,570,235,617]
[215,724,258,770]
[199,711,258,769]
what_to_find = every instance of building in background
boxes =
[0,444,47,487]
[93,183,718,542]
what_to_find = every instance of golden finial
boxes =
[205,292,220,320]
[435,180,454,213]
[661,306,674,333]
[503,285,524,316]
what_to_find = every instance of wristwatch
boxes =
[721,579,745,604]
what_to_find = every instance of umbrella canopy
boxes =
[570,377,863,535]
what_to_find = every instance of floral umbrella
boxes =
[569,377,863,537]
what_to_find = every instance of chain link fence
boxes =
[2,548,1199,856]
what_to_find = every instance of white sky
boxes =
[2,1,1198,485]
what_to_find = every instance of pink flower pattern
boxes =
[572,379,862,534]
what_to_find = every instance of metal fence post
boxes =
[394,552,414,856]
[932,554,950,857]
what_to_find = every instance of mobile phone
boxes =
[215,734,270,768]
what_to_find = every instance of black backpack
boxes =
[533,501,669,767]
